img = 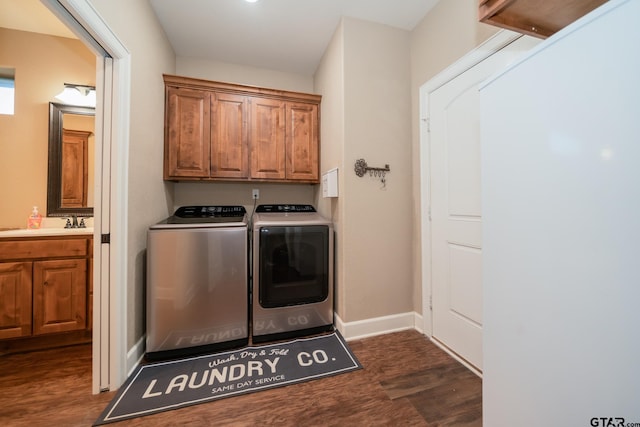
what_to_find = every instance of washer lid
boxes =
[150,205,248,229]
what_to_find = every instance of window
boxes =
[0,67,15,115]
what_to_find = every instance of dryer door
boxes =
[257,225,329,308]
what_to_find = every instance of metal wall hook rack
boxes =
[354,158,390,187]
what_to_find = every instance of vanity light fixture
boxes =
[54,83,96,108]
[245,0,259,3]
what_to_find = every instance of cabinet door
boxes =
[286,102,319,182]
[0,262,32,339]
[61,129,90,208]
[33,259,87,335]
[165,87,211,178]
[250,97,286,180]
[211,92,249,178]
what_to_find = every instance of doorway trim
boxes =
[419,30,521,340]
[42,0,130,393]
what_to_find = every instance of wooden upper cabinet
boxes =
[211,92,249,179]
[163,74,321,183]
[479,0,608,38]
[165,86,211,178]
[286,102,319,181]
[250,97,286,180]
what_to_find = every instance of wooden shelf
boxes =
[479,0,608,38]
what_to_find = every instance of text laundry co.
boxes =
[142,357,280,398]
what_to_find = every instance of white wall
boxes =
[482,1,640,423]
[177,57,313,93]
[88,0,176,348]
[342,18,414,321]
[313,1,499,326]
[313,18,414,323]
[314,21,345,315]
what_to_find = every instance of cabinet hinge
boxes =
[101,234,110,244]
[429,294,433,310]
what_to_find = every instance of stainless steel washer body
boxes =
[146,206,248,360]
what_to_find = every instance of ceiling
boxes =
[149,0,441,75]
[1,0,441,75]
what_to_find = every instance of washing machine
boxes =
[251,204,334,343]
[146,205,248,360]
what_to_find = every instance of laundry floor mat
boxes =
[94,331,361,425]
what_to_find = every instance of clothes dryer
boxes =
[251,204,334,343]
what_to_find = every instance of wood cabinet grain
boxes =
[211,92,250,178]
[286,102,319,181]
[61,129,90,208]
[165,87,211,178]
[250,96,286,180]
[479,0,607,38]
[0,262,32,339]
[0,236,92,350]
[164,74,321,183]
[33,259,87,335]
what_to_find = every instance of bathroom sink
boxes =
[0,227,94,238]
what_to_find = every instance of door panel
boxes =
[448,244,482,325]
[445,87,482,217]
[286,102,318,181]
[33,259,87,335]
[0,262,32,339]
[165,87,211,178]
[211,92,249,178]
[250,97,285,179]
[430,70,484,368]
[429,35,539,371]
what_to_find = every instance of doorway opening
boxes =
[41,0,131,393]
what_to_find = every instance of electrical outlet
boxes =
[252,189,260,200]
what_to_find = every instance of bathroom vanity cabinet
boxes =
[0,234,92,353]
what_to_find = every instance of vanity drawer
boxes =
[0,238,88,260]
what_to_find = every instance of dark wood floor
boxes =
[0,330,481,426]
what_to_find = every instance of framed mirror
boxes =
[47,102,95,217]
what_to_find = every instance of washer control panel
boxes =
[255,204,316,213]
[174,205,247,218]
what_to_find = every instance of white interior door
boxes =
[424,33,539,371]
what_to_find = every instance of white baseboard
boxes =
[126,336,145,377]
[335,311,423,341]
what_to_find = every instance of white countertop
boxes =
[0,227,94,238]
